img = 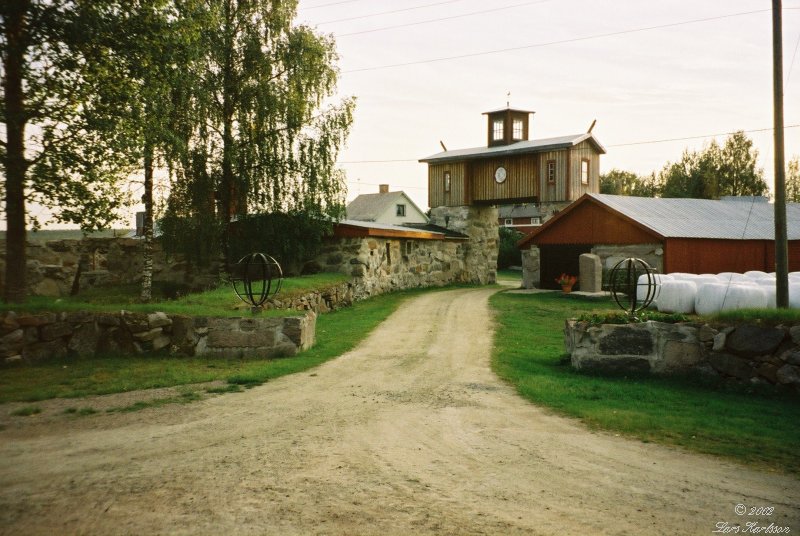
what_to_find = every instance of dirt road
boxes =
[1,287,799,535]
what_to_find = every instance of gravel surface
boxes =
[1,287,798,535]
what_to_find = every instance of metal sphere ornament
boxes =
[230,253,283,312]
[608,257,659,316]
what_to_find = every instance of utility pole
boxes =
[772,0,789,308]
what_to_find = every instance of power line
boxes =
[336,0,555,37]
[316,0,469,25]
[336,124,800,163]
[300,0,367,10]
[607,124,800,148]
[343,9,791,73]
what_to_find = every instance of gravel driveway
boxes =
[1,287,798,535]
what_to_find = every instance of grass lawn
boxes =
[490,290,800,474]
[0,272,350,318]
[496,269,522,285]
[0,286,428,404]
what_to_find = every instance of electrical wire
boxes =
[336,0,555,37]
[343,9,792,73]
[316,0,469,25]
[336,124,800,163]
[300,0,367,10]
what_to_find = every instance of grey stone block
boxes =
[726,325,786,358]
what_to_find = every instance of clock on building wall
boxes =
[494,166,507,184]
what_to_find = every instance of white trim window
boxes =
[504,218,513,226]
[493,119,504,141]
[396,204,406,217]
[581,159,590,184]
[512,119,523,140]
[531,217,541,225]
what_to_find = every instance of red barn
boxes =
[518,193,800,289]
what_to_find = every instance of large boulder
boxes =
[725,325,785,358]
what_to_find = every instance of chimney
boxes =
[379,184,389,194]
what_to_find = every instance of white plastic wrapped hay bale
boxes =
[657,280,697,314]
[719,284,768,312]
[694,282,727,315]
[753,279,777,308]
[694,276,720,288]
[744,270,770,280]
[716,272,747,284]
[668,272,698,281]
[791,283,800,309]
[636,273,672,307]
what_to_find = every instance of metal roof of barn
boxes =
[588,193,800,240]
[419,133,606,163]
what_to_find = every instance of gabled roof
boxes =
[518,193,800,248]
[346,191,427,222]
[419,133,606,164]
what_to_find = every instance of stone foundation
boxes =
[429,205,498,284]
[0,309,316,364]
[565,319,800,392]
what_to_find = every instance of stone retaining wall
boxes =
[0,309,315,365]
[565,319,800,392]
[0,238,221,298]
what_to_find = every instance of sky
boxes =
[295,0,800,213]
[14,0,800,229]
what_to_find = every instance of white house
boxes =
[346,185,428,226]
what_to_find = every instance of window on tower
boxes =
[581,159,590,184]
[493,119,504,141]
[512,119,523,140]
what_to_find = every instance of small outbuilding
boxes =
[518,193,800,289]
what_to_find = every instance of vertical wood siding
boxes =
[532,200,658,245]
[665,239,800,273]
[537,149,569,203]
[569,140,600,200]
[428,162,466,207]
[470,154,538,203]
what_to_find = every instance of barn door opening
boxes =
[539,244,592,290]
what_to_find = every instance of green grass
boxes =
[496,269,522,283]
[10,405,42,416]
[490,291,800,474]
[0,272,349,318]
[0,286,430,404]
[713,307,800,324]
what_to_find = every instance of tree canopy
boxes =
[160,0,355,267]
[599,131,771,201]
[1,0,143,302]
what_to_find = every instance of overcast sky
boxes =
[296,0,800,212]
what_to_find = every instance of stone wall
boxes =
[0,238,221,298]
[565,319,800,392]
[521,243,663,289]
[0,309,315,364]
[590,244,664,275]
[313,236,469,299]
[429,205,499,285]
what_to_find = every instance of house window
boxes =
[504,218,513,226]
[444,171,451,192]
[493,119,504,141]
[405,241,412,255]
[512,119,523,140]
[547,160,556,183]
[396,204,406,217]
[531,217,541,225]
[385,242,391,265]
[581,159,590,184]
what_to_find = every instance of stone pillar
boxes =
[521,247,540,288]
[430,205,498,285]
[579,253,602,292]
